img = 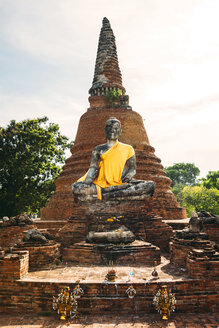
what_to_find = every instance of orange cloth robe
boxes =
[78,141,135,199]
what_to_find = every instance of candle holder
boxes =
[152,260,159,279]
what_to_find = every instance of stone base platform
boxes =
[0,258,219,314]
[62,240,161,265]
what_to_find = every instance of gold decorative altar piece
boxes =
[153,285,176,320]
[53,287,78,320]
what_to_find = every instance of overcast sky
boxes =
[0,0,219,178]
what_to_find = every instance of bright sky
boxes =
[0,0,219,178]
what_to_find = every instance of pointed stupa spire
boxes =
[89,17,125,95]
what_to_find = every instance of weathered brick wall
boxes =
[169,237,212,267]
[55,199,173,252]
[0,279,218,314]
[34,220,67,240]
[14,242,60,270]
[55,216,88,249]
[41,107,186,221]
[0,251,29,281]
[202,223,219,245]
[0,225,36,249]
[187,249,219,279]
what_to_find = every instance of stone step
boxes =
[163,218,189,230]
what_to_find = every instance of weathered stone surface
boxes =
[89,17,125,96]
[189,211,219,245]
[189,211,219,232]
[86,225,135,244]
[23,229,54,243]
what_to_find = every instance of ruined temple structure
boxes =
[41,17,186,221]
[0,18,219,317]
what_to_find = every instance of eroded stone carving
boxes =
[24,229,54,243]
[189,211,219,233]
[86,225,135,244]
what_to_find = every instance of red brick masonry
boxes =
[41,107,186,221]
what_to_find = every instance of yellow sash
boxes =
[78,142,135,200]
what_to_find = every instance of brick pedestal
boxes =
[187,248,219,279]
[14,241,60,270]
[0,251,29,281]
[62,240,161,265]
[56,199,173,253]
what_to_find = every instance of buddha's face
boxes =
[105,120,121,140]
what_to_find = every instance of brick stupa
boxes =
[41,17,186,221]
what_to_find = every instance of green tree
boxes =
[171,183,185,206]
[182,185,219,216]
[201,171,219,190]
[164,162,200,187]
[0,117,73,218]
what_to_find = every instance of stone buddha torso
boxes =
[71,117,155,202]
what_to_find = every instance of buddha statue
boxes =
[71,117,155,201]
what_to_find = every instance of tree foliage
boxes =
[105,89,122,106]
[164,162,200,187]
[201,170,219,190]
[0,117,72,218]
[166,164,218,217]
[182,185,219,216]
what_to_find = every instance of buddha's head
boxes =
[104,117,122,141]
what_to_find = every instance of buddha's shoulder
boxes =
[93,143,109,153]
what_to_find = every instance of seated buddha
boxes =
[71,117,155,201]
